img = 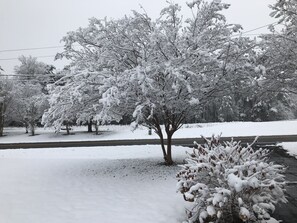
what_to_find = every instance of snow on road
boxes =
[0,145,192,223]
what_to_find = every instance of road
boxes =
[269,146,297,223]
[1,134,297,149]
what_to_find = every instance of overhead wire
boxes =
[0,45,64,53]
[231,22,279,37]
[0,55,57,61]
[0,22,280,62]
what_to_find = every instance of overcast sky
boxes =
[0,0,277,74]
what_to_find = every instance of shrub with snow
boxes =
[176,136,287,223]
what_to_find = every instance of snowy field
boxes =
[1,120,297,223]
[0,145,192,223]
[1,120,297,144]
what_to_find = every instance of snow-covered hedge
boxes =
[176,136,287,223]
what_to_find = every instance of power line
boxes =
[0,74,48,77]
[0,22,280,54]
[0,55,57,61]
[0,74,56,77]
[0,22,281,62]
[241,22,278,34]
[0,46,64,53]
[232,22,279,37]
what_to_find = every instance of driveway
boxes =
[269,146,297,223]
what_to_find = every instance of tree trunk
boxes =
[66,123,70,135]
[23,121,28,133]
[155,125,167,163]
[165,135,174,165]
[155,125,174,165]
[0,115,3,137]
[29,123,35,136]
[87,121,93,132]
[0,103,4,136]
[94,122,99,135]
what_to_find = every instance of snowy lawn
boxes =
[0,145,192,223]
[1,120,297,143]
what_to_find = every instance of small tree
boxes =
[177,136,287,223]
[14,55,56,92]
[0,77,13,136]
[7,82,48,136]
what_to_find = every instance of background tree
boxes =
[248,0,297,121]
[0,77,13,136]
[5,56,54,135]
[14,55,56,92]
[8,82,48,135]
[42,68,104,134]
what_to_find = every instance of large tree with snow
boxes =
[52,0,257,165]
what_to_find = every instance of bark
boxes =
[149,113,184,165]
[165,134,174,165]
[87,121,93,132]
[66,123,70,135]
[29,123,35,136]
[150,115,167,162]
[0,115,3,136]
[0,103,4,136]
[94,122,99,135]
[25,124,28,134]
[155,124,167,163]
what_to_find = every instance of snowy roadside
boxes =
[1,120,297,144]
[278,142,297,159]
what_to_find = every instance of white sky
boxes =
[0,0,277,74]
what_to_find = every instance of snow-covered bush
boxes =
[176,136,287,223]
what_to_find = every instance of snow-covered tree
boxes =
[55,0,252,165]
[42,67,104,134]
[14,55,56,92]
[0,77,13,136]
[5,56,53,135]
[270,0,297,25]
[177,136,287,223]
[248,0,297,121]
[8,82,48,135]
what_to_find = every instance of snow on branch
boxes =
[177,136,287,223]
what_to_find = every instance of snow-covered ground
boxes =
[0,145,192,223]
[278,142,297,158]
[1,120,297,143]
[1,120,296,223]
